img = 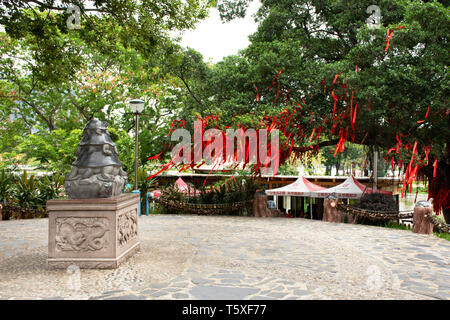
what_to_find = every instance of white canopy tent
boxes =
[265,176,327,219]
[265,176,326,197]
[309,176,392,199]
[265,176,393,219]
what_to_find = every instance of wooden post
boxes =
[253,192,274,217]
[373,150,378,193]
[323,195,339,222]
[413,204,434,235]
[0,204,2,221]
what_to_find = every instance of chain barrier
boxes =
[424,214,450,234]
[157,196,254,215]
[337,203,413,220]
[337,203,449,234]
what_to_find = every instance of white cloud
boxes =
[180,1,260,63]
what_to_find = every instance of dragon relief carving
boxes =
[117,209,138,247]
[55,217,110,252]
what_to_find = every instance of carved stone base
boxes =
[323,199,338,222]
[47,194,140,269]
[413,206,434,235]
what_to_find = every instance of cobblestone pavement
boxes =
[0,215,449,300]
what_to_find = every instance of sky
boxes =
[180,1,261,63]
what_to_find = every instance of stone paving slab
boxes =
[0,215,449,300]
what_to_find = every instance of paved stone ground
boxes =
[0,215,449,300]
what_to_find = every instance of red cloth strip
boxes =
[417,104,430,123]
[148,151,163,161]
[433,158,437,177]
[268,70,283,90]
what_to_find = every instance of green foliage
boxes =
[37,173,65,206]
[0,168,16,205]
[358,193,398,212]
[0,169,64,219]
[108,127,134,176]
[13,171,41,209]
[16,128,82,174]
[179,0,449,174]
[167,175,261,206]
[278,163,298,175]
[354,192,399,226]
[320,143,368,175]
[435,232,450,241]
[0,1,212,84]
[383,222,411,231]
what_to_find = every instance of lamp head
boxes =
[326,192,338,201]
[129,99,145,113]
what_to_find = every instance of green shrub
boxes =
[12,171,41,209]
[354,193,398,226]
[37,173,65,206]
[0,168,16,205]
[164,176,261,206]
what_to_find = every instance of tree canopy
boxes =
[176,0,449,214]
[0,0,448,217]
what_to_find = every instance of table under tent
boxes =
[266,176,393,220]
[265,176,327,219]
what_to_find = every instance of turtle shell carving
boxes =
[65,118,128,199]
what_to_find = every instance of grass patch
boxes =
[383,222,411,231]
[435,233,450,241]
[360,220,450,241]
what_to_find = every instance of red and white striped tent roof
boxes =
[150,177,199,199]
[310,176,392,199]
[265,176,327,197]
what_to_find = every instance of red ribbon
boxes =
[147,151,163,161]
[268,70,283,90]
[417,104,430,123]
[433,158,437,177]
[254,84,259,102]
[332,73,340,87]
[332,90,337,117]
[148,160,173,180]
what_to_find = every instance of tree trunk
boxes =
[444,208,450,225]
[421,144,450,224]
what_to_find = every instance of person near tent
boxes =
[287,209,293,218]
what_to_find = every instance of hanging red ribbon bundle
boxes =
[385,26,406,53]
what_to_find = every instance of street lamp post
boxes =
[373,148,378,193]
[129,99,145,191]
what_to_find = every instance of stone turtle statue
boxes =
[65,119,128,199]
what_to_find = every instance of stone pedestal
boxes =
[323,198,340,223]
[47,193,140,269]
[413,206,434,235]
